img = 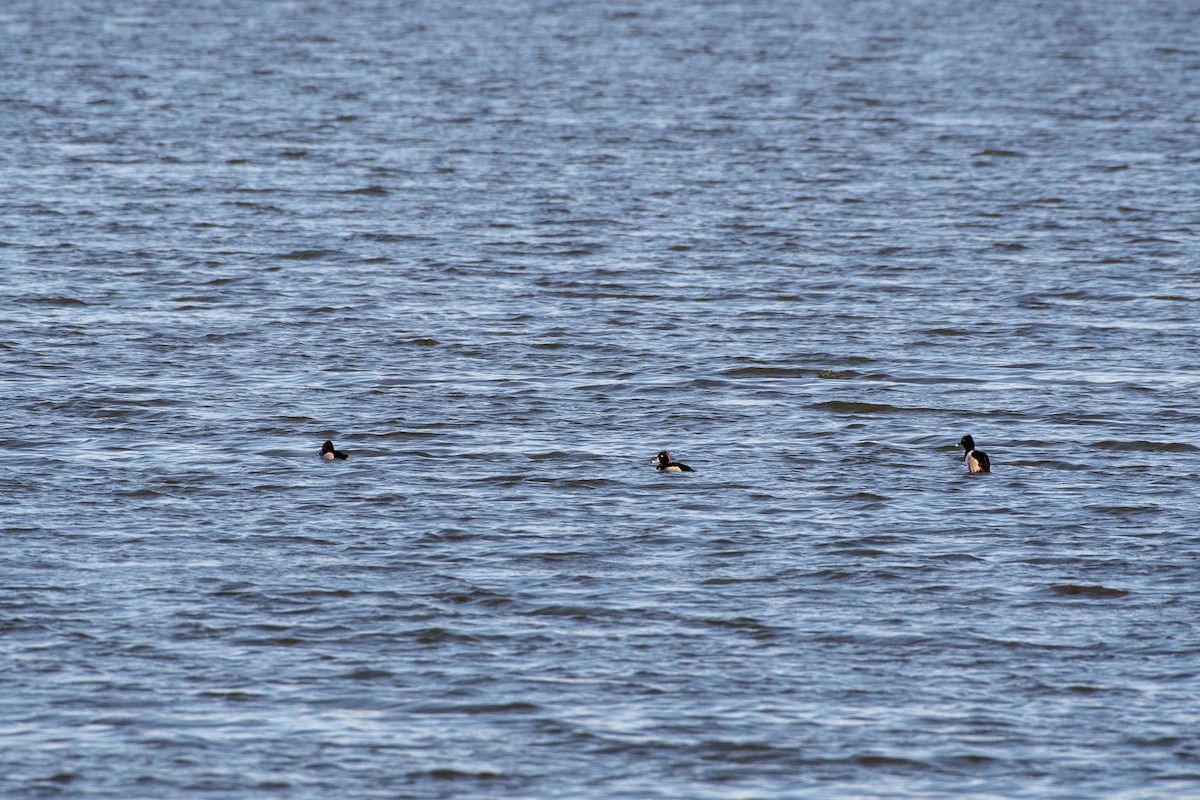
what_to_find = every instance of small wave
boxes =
[119,488,166,499]
[1065,684,1104,695]
[409,702,537,716]
[338,668,394,681]
[1089,505,1161,517]
[443,588,513,608]
[409,767,505,781]
[1016,459,1091,471]
[1089,440,1198,452]
[23,296,88,306]
[469,474,528,486]
[527,451,575,461]
[854,753,933,769]
[278,249,340,260]
[408,627,480,645]
[527,604,604,618]
[824,545,889,557]
[40,773,78,785]
[811,400,896,413]
[930,553,986,563]
[339,185,389,195]
[196,690,262,702]
[689,739,800,765]
[361,232,438,243]
[540,477,620,490]
[236,636,305,646]
[700,576,778,586]
[285,588,354,598]
[722,366,808,378]
[1049,584,1129,599]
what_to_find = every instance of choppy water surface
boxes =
[3,1,1199,797]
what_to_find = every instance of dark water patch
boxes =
[519,548,601,566]
[1016,459,1092,471]
[1089,440,1198,452]
[1048,584,1130,599]
[527,604,613,620]
[277,249,341,260]
[119,488,166,499]
[530,477,620,490]
[689,739,809,766]
[811,401,901,414]
[339,667,394,681]
[224,200,286,213]
[1063,684,1106,695]
[285,588,356,599]
[232,635,308,647]
[195,690,264,702]
[1047,412,1118,426]
[930,552,986,563]
[722,366,808,378]
[360,232,439,244]
[409,702,538,716]
[845,492,890,504]
[408,767,507,781]
[699,575,779,586]
[1089,505,1161,517]
[826,546,890,557]
[923,327,975,337]
[972,149,1025,158]
[338,185,389,195]
[852,753,935,771]
[526,451,579,461]
[20,296,89,306]
[468,474,529,487]
[444,587,514,608]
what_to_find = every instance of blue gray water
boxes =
[3,1,1199,797]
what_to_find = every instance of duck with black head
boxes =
[958,435,990,474]
[320,440,348,461]
[653,450,694,473]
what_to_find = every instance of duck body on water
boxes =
[320,440,348,461]
[653,450,694,473]
[959,435,991,474]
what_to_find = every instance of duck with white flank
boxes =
[653,450,694,473]
[320,440,349,461]
[958,435,990,473]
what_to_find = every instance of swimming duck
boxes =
[320,440,348,461]
[653,450,694,473]
[958,435,990,473]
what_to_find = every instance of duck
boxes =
[958,435,990,473]
[653,450,694,473]
[320,440,349,461]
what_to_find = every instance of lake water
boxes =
[2,1,1199,797]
